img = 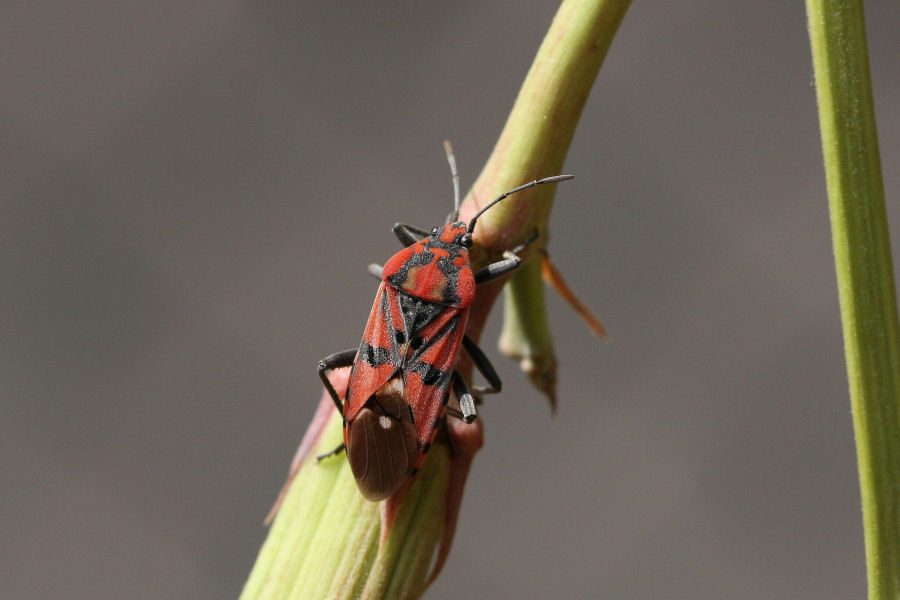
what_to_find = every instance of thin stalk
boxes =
[806,1,900,597]
[462,0,630,383]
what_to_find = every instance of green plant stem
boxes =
[806,2,900,597]
[464,0,631,347]
[498,256,558,407]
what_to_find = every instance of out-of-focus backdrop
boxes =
[4,2,898,597]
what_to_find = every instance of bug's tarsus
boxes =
[467,174,575,233]
[367,263,384,280]
[511,229,540,255]
[316,442,346,462]
[444,140,461,220]
[451,371,478,423]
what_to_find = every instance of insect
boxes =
[318,142,573,501]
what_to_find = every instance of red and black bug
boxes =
[318,143,573,501]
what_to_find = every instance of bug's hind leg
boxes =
[316,348,357,460]
[317,443,347,460]
[473,230,540,285]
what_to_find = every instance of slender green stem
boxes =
[806,2,900,597]
[498,256,558,408]
[463,0,631,354]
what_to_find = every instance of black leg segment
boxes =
[392,222,429,246]
[317,442,347,461]
[461,334,502,395]
[473,230,540,285]
[317,348,358,413]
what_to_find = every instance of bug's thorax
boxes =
[381,222,475,307]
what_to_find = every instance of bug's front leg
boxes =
[392,222,429,246]
[472,230,540,285]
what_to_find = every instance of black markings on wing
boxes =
[429,238,468,305]
[412,362,445,386]
[359,342,393,367]
[356,287,400,369]
[407,313,460,366]
[382,285,402,359]
[404,313,459,404]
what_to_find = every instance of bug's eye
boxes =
[459,233,473,248]
[430,227,439,236]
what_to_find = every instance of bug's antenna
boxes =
[444,140,461,220]
[467,174,574,233]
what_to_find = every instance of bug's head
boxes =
[432,222,472,249]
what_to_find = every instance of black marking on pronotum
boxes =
[435,255,459,277]
[425,235,466,255]
[386,247,434,287]
[435,255,462,305]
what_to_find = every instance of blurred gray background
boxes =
[3,2,898,598]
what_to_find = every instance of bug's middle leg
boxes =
[367,263,384,281]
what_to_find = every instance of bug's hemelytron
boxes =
[319,143,573,500]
